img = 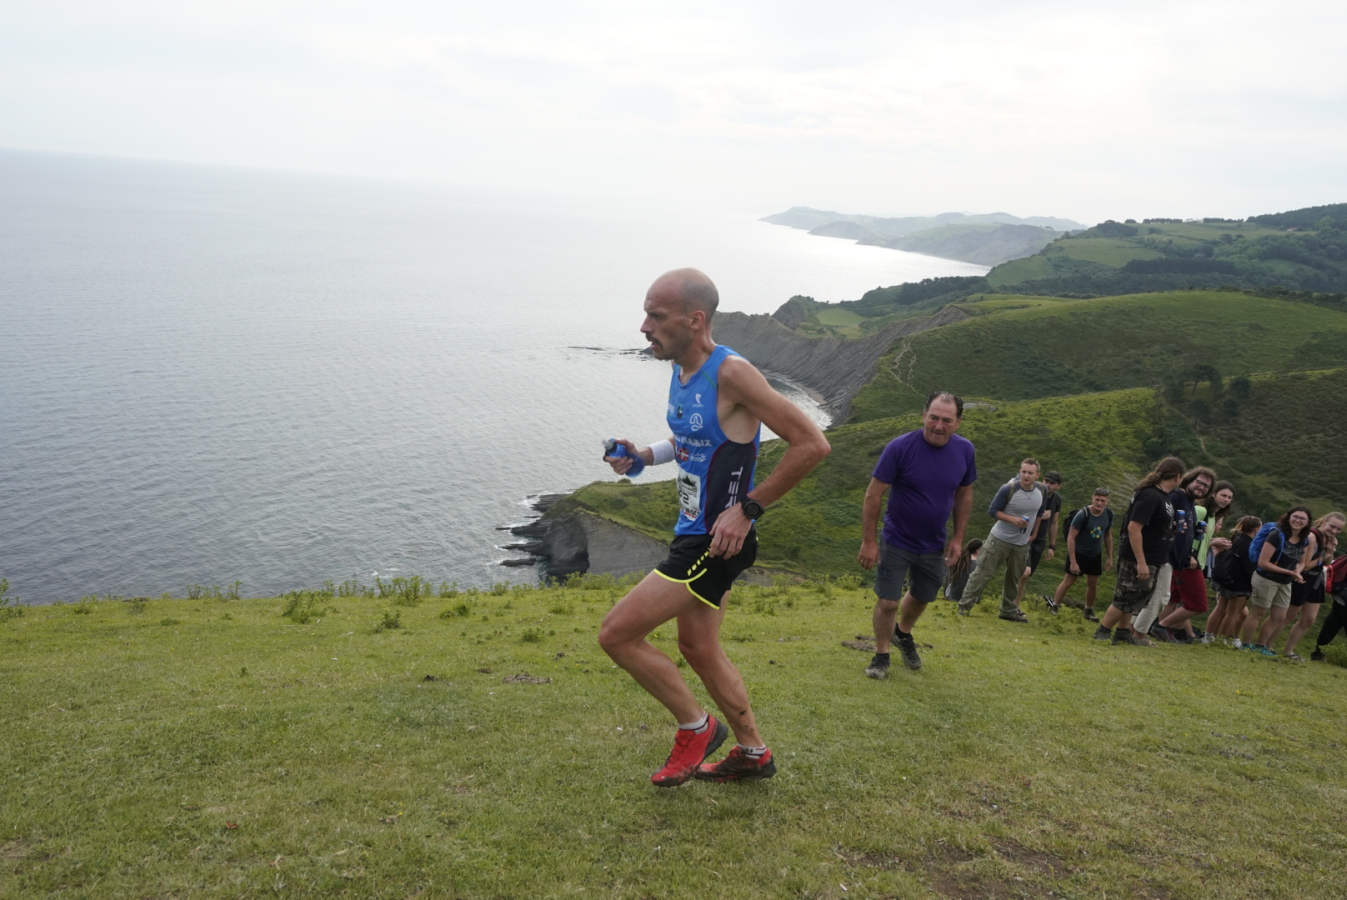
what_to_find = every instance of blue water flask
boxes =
[603,438,645,477]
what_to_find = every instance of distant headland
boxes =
[762,206,1086,266]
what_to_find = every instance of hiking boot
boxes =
[1311,647,1325,661]
[864,653,891,680]
[650,716,727,787]
[1112,628,1150,646]
[893,629,922,670]
[1092,625,1113,641]
[1043,593,1059,613]
[696,746,776,782]
[998,609,1028,623]
[1082,608,1099,622]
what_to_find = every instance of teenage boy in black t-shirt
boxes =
[1093,458,1184,645]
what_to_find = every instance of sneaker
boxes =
[1199,633,1214,645]
[650,716,728,787]
[1082,608,1099,622]
[1171,630,1194,645]
[864,653,891,680]
[998,610,1029,623]
[1043,593,1059,613]
[1311,648,1325,661]
[955,605,971,617]
[1231,638,1243,650]
[1284,651,1304,662]
[1092,625,1113,641]
[893,630,922,670]
[1253,644,1277,657]
[696,746,776,782]
[1149,625,1177,643]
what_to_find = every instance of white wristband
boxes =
[649,440,675,465]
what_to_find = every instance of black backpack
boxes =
[1063,506,1111,544]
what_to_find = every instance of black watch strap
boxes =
[741,498,764,519]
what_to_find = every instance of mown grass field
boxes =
[4,582,1346,897]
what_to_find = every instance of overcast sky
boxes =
[4,1,1344,225]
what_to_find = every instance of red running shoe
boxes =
[695,746,777,782]
[650,717,728,787]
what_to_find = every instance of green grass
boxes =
[4,583,1347,897]
[1042,237,1164,267]
[846,290,1347,424]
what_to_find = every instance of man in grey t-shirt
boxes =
[956,458,1045,622]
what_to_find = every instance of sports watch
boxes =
[741,498,765,520]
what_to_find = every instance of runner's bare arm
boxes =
[707,356,830,557]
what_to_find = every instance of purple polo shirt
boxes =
[873,429,977,554]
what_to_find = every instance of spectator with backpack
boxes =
[1240,506,1315,656]
[1311,548,1347,661]
[1049,487,1114,621]
[1281,512,1344,660]
[1093,456,1184,646]
[1206,515,1261,646]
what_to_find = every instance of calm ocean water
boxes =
[0,150,986,604]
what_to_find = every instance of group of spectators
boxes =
[858,391,1347,682]
[948,456,1347,660]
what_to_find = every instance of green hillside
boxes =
[570,287,1347,583]
[847,290,1347,423]
[982,213,1347,297]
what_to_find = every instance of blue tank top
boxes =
[667,345,760,536]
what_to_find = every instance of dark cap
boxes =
[1044,471,1061,484]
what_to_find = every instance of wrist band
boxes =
[649,440,675,465]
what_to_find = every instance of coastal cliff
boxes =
[712,303,971,421]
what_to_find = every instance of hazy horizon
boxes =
[5,2,1345,226]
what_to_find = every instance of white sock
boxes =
[679,713,709,732]
[738,744,767,757]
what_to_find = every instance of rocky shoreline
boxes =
[501,494,668,582]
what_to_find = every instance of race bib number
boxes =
[677,468,702,522]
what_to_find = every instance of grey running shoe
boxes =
[865,653,891,679]
[893,629,922,670]
[998,609,1028,623]
[1092,625,1113,641]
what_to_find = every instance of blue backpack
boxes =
[1247,522,1284,566]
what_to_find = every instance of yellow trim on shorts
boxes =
[652,569,720,609]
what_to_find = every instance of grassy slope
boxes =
[847,290,1347,424]
[4,587,1347,897]
[985,220,1292,289]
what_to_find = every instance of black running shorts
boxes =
[655,531,758,609]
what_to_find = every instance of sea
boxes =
[0,149,987,604]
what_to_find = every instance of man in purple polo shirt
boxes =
[858,391,977,677]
